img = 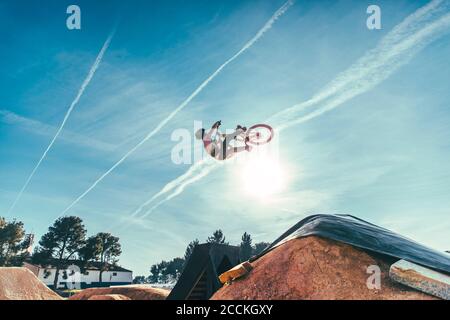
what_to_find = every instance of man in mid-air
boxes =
[195,120,252,160]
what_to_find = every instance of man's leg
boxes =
[224,128,245,142]
[224,128,251,159]
[224,146,248,159]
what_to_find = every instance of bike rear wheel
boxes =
[245,124,274,146]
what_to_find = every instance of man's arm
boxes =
[205,120,221,138]
[211,120,221,129]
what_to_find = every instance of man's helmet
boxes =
[195,128,205,140]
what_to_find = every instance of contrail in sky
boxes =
[135,159,221,218]
[268,0,450,130]
[7,31,115,215]
[57,0,295,216]
[134,0,450,218]
[131,159,212,217]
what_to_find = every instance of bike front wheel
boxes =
[245,124,274,146]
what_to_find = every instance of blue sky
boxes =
[1,0,450,275]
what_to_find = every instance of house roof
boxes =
[250,214,450,274]
[28,259,132,273]
[167,243,240,300]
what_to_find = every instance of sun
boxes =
[240,155,286,199]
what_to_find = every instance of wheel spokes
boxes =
[246,125,274,145]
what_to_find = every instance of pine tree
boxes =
[94,233,122,283]
[184,239,199,262]
[79,235,102,266]
[239,232,253,262]
[33,216,86,288]
[0,217,29,266]
[206,230,228,244]
[149,264,159,283]
[253,242,271,255]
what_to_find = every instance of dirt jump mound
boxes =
[69,285,169,300]
[212,236,437,300]
[0,267,62,300]
[211,214,450,300]
[88,294,131,300]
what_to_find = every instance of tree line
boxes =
[136,230,270,284]
[0,216,121,288]
[2,216,270,287]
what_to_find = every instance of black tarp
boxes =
[250,214,450,274]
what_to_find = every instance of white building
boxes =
[24,261,133,289]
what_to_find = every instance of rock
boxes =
[390,260,450,300]
[69,285,169,300]
[211,236,437,300]
[88,294,131,300]
[0,267,62,300]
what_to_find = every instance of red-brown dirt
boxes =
[211,236,436,300]
[0,267,62,300]
[69,285,169,300]
[88,294,131,300]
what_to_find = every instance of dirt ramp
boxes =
[69,285,169,300]
[0,267,62,300]
[212,236,436,300]
[88,294,131,300]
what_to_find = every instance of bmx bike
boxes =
[238,124,274,146]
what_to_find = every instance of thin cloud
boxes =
[135,0,450,217]
[269,0,450,130]
[7,30,115,215]
[57,0,295,216]
[139,159,221,218]
[129,159,214,217]
[0,109,115,151]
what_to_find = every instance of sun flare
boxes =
[240,155,286,199]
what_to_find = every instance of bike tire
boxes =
[245,124,274,146]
